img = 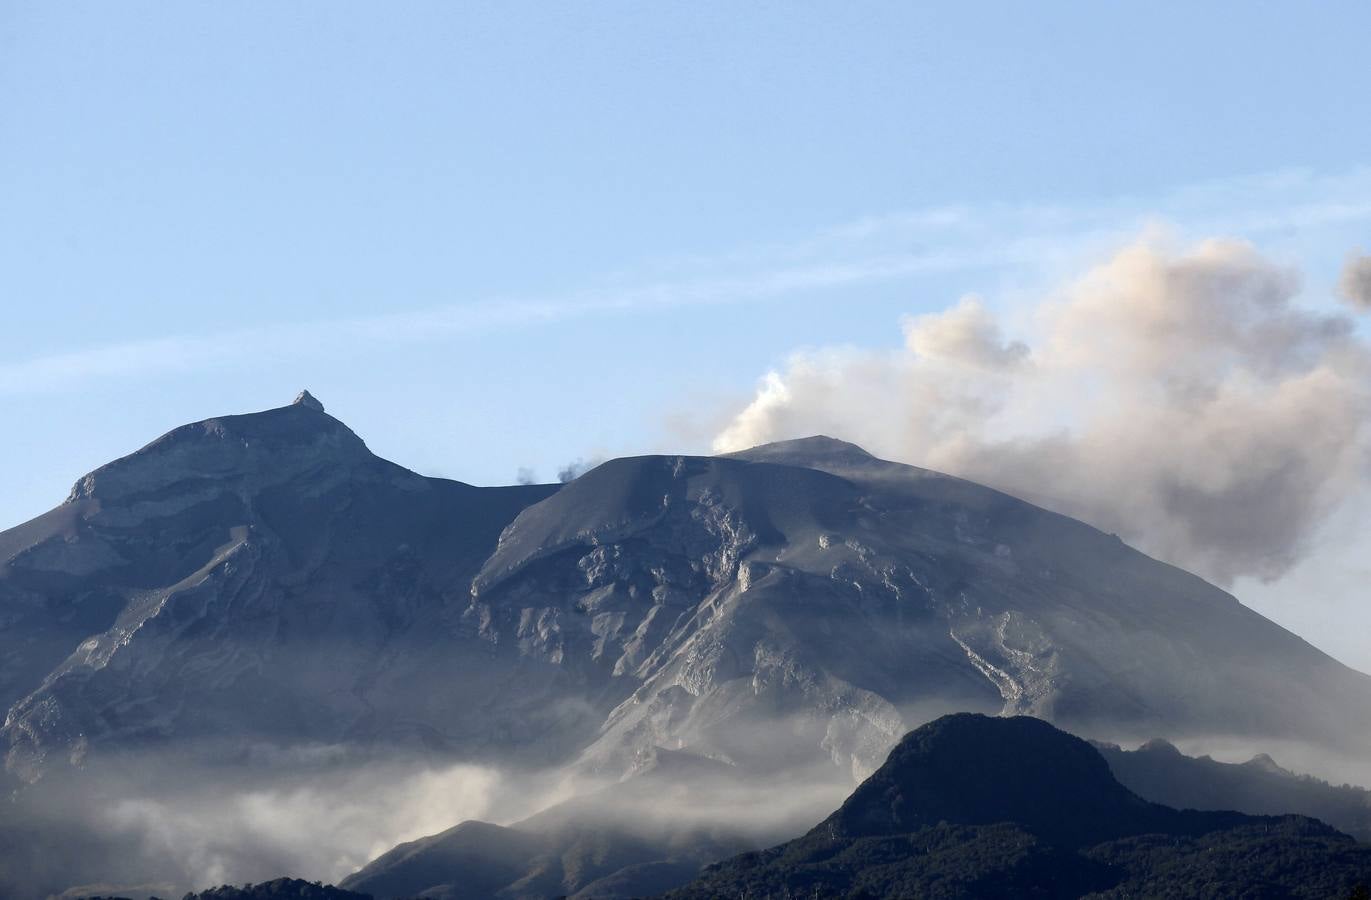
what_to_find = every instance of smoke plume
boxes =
[1340,250,1371,310]
[714,237,1371,585]
[557,457,604,483]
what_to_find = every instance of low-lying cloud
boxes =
[3,737,856,899]
[103,761,502,888]
[714,236,1371,586]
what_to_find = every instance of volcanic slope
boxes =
[480,434,1371,776]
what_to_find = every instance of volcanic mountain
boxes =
[3,394,1371,786]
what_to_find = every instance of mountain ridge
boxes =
[5,395,1371,787]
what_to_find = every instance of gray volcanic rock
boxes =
[735,437,1371,746]
[476,436,1371,778]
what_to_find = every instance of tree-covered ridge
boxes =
[667,715,1371,899]
[76,879,373,900]
[182,880,372,900]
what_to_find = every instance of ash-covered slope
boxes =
[0,392,560,781]
[732,437,1371,749]
[667,714,1371,900]
[469,450,996,778]
[480,435,1371,777]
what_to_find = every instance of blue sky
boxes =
[4,2,1371,661]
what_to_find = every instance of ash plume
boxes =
[714,236,1371,585]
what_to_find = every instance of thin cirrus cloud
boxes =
[0,253,993,396]
[4,166,1371,397]
[712,235,1371,588]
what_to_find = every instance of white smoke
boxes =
[557,456,604,483]
[714,236,1371,586]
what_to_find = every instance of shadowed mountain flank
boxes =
[1096,736,1371,842]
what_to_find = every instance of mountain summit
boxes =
[724,434,877,468]
[293,388,325,411]
[63,394,371,506]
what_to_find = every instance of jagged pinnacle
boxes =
[292,389,324,412]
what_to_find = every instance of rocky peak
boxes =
[293,389,325,412]
[65,398,374,505]
[1137,738,1184,757]
[1244,752,1292,775]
